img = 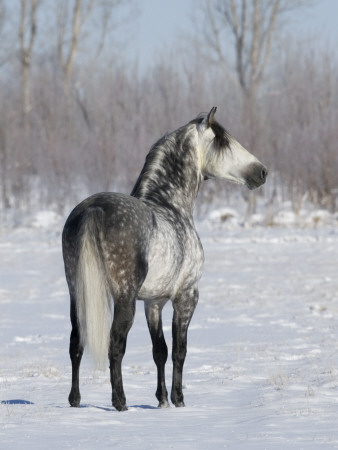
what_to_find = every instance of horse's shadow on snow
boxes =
[79,403,158,412]
[1,399,34,405]
[128,404,158,410]
[1,400,157,411]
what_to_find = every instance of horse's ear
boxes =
[203,106,217,128]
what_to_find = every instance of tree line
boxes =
[0,0,337,223]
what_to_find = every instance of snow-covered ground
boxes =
[1,211,338,449]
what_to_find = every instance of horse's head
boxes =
[196,107,268,190]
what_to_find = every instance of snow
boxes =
[1,212,338,449]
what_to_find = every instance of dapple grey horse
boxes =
[62,107,268,411]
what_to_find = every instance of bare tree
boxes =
[199,0,314,99]
[0,0,9,68]
[55,0,133,92]
[19,0,39,118]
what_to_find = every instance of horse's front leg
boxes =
[109,295,136,411]
[145,300,169,408]
[171,286,199,407]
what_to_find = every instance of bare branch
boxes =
[255,0,280,85]
[198,0,314,99]
[54,0,136,92]
[64,0,81,88]
[19,0,39,117]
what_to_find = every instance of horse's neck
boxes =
[131,131,201,218]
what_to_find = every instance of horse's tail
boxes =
[76,207,112,369]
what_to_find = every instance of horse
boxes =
[62,107,268,411]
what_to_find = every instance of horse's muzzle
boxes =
[245,163,268,190]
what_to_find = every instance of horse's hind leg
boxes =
[171,286,199,407]
[145,301,169,408]
[109,295,136,412]
[68,297,84,407]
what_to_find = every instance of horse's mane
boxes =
[131,123,200,207]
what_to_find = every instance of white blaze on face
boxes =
[221,137,261,185]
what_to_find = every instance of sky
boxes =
[133,0,338,70]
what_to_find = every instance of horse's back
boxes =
[64,192,155,238]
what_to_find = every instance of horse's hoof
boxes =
[158,400,170,408]
[171,392,185,407]
[69,392,81,407]
[114,404,128,412]
[112,393,127,411]
[175,402,185,408]
[173,400,185,407]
